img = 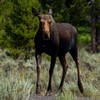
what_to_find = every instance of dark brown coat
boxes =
[32,8,83,96]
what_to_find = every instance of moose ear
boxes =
[32,8,40,16]
[48,9,53,15]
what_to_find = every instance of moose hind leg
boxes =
[58,55,68,92]
[70,48,84,93]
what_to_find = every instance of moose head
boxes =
[32,8,53,40]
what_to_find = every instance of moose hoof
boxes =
[78,81,84,94]
[54,88,63,96]
[36,90,41,95]
[58,88,63,93]
[45,91,52,96]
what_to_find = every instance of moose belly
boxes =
[42,43,58,56]
[59,40,73,55]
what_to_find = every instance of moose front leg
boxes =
[58,55,68,92]
[46,56,56,96]
[35,53,42,95]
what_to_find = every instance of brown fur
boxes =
[32,8,84,95]
[39,15,52,40]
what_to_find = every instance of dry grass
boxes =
[0,48,100,100]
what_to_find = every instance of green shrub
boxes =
[0,0,40,58]
[76,26,91,46]
[78,34,91,46]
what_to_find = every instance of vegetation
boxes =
[0,48,100,100]
[0,0,100,58]
[0,0,40,58]
[0,0,100,99]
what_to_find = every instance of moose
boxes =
[32,8,83,96]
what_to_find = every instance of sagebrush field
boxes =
[0,48,100,100]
